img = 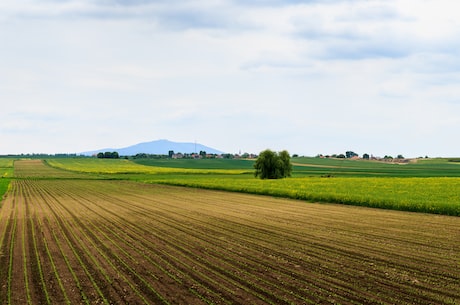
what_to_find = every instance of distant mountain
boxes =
[80,139,224,156]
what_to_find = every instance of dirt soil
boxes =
[0,160,459,304]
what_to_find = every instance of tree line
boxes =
[96,152,119,159]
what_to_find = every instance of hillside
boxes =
[80,139,224,156]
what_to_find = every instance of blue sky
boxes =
[1,0,459,157]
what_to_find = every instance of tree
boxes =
[254,149,292,179]
[346,151,358,158]
[97,151,119,159]
[278,150,292,178]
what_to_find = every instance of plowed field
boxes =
[0,160,459,304]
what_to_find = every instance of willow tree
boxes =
[254,149,292,179]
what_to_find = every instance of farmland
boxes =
[47,158,460,216]
[0,158,13,199]
[0,159,459,304]
[45,158,248,175]
[131,156,460,177]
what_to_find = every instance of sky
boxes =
[1,0,460,157]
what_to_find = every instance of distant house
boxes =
[172,153,184,159]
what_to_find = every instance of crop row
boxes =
[128,185,459,303]
[0,160,459,304]
[38,179,274,304]
[19,179,359,304]
[8,178,460,303]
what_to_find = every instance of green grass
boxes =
[0,158,14,178]
[290,157,460,177]
[140,175,460,216]
[0,180,10,200]
[133,158,255,170]
[0,158,14,200]
[42,157,460,216]
[133,156,460,177]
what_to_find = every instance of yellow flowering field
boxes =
[45,158,247,175]
[145,176,460,216]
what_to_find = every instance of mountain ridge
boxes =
[80,139,224,156]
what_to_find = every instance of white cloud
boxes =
[0,0,459,156]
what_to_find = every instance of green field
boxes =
[0,179,10,200]
[140,175,460,216]
[0,158,14,177]
[291,158,460,177]
[45,158,248,175]
[0,158,14,200]
[132,156,460,177]
[133,157,255,170]
[44,157,460,216]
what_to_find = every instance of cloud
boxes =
[1,0,460,156]
[0,0,236,31]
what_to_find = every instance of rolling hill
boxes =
[80,139,224,156]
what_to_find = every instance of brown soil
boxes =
[0,160,458,304]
